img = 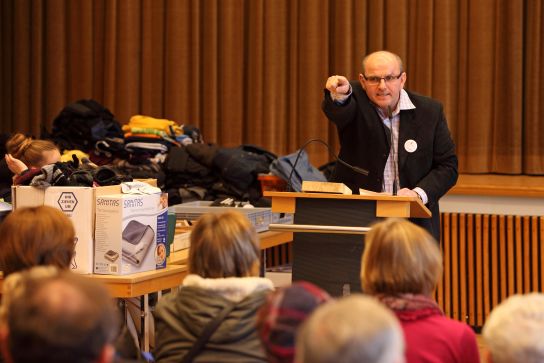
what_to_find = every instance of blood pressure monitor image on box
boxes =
[121,220,155,266]
[104,250,119,262]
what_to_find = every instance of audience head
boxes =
[0,266,119,363]
[361,218,442,296]
[257,281,331,363]
[483,293,544,363]
[0,206,75,276]
[296,294,404,363]
[189,211,260,278]
[5,133,60,168]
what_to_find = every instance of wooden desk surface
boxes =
[0,264,188,299]
[88,264,187,298]
[168,230,293,266]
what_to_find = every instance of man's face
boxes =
[359,54,406,112]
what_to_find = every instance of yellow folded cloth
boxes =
[61,149,89,162]
[124,115,183,135]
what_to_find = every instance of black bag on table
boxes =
[47,99,124,152]
[212,145,277,193]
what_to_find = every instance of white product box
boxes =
[94,192,168,275]
[11,185,120,274]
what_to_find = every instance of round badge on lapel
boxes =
[404,139,417,153]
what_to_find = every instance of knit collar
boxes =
[376,293,443,321]
[183,274,274,302]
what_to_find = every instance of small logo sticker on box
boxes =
[57,192,78,212]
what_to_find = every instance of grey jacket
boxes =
[153,275,274,363]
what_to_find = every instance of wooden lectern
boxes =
[265,191,431,296]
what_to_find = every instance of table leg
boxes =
[260,250,267,277]
[140,294,150,352]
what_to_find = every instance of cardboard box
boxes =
[11,184,120,274]
[94,192,168,275]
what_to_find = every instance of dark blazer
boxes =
[322,81,458,241]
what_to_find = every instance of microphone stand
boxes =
[286,138,369,192]
[387,106,398,196]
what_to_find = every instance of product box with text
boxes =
[94,192,168,275]
[12,185,121,274]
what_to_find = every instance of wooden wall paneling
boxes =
[531,217,539,291]
[459,212,467,323]
[442,213,451,316]
[499,215,507,301]
[467,214,475,326]
[507,215,515,296]
[491,215,499,309]
[451,213,459,320]
[483,214,491,322]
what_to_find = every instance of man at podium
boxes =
[322,50,458,241]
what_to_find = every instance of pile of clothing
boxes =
[25,99,326,206]
[14,155,132,188]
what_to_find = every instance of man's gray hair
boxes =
[296,294,404,363]
[483,293,544,363]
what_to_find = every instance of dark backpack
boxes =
[47,99,124,151]
[212,145,277,195]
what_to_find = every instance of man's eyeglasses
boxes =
[362,73,403,85]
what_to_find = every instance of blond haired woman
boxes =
[153,211,274,363]
[361,218,479,363]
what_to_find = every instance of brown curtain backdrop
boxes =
[0,0,542,174]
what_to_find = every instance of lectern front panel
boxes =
[295,198,377,226]
[292,198,381,296]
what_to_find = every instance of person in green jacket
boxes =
[153,211,274,363]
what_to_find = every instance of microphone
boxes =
[286,138,369,192]
[387,106,398,196]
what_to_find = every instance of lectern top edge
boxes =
[263,191,431,218]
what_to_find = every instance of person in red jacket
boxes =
[361,218,480,363]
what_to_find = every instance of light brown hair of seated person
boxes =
[5,133,60,168]
[0,206,75,277]
[361,218,442,297]
[188,211,260,278]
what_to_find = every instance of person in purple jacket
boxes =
[361,218,480,363]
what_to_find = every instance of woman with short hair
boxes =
[361,218,480,363]
[0,206,75,276]
[153,211,274,363]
